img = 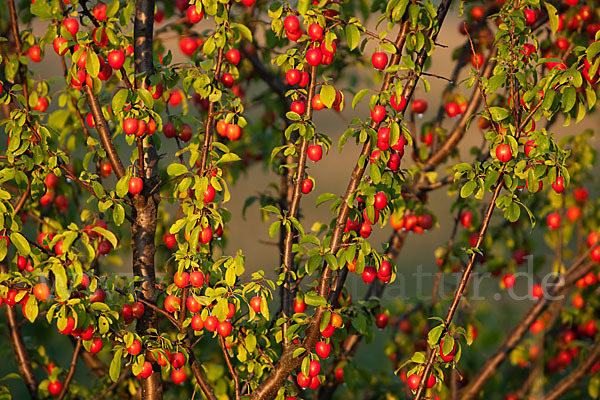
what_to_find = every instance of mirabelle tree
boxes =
[0,0,600,399]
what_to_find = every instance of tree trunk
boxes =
[133,1,162,399]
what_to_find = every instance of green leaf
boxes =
[304,292,328,307]
[352,89,370,109]
[137,88,154,109]
[86,51,100,78]
[298,0,309,14]
[268,221,281,239]
[167,163,188,176]
[488,107,510,121]
[427,325,444,347]
[544,1,559,33]
[113,203,125,226]
[109,349,123,382]
[92,227,118,249]
[345,24,360,51]
[316,193,338,206]
[112,90,128,113]
[216,153,241,164]
[320,85,336,108]
[9,232,30,256]
[116,175,129,198]
[460,181,477,198]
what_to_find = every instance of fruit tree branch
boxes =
[281,64,317,333]
[544,340,600,400]
[413,179,503,400]
[0,263,39,399]
[220,336,240,400]
[188,351,218,400]
[12,178,30,216]
[7,0,30,111]
[83,85,126,179]
[57,338,82,400]
[460,250,599,399]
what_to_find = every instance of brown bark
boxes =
[0,264,39,399]
[132,1,162,399]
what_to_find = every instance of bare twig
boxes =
[220,336,240,400]
[57,339,82,400]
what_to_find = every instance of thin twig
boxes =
[57,339,82,400]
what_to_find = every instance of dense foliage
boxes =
[0,0,600,399]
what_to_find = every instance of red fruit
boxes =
[362,266,377,283]
[98,58,112,80]
[89,337,103,354]
[162,121,176,139]
[169,91,183,106]
[186,5,204,23]
[574,187,588,203]
[53,37,68,55]
[123,118,139,135]
[164,295,181,313]
[203,185,216,203]
[297,372,311,388]
[174,271,189,288]
[175,0,189,12]
[552,176,565,193]
[200,226,212,244]
[315,341,331,358]
[127,339,142,355]
[524,140,536,157]
[446,102,460,117]
[121,304,134,324]
[129,177,143,195]
[131,301,144,319]
[107,50,125,70]
[171,368,187,384]
[217,320,232,337]
[283,15,300,33]
[371,105,386,123]
[306,48,323,66]
[412,99,428,114]
[190,271,204,287]
[191,314,204,331]
[293,299,306,313]
[566,206,580,222]
[45,172,59,188]
[502,274,516,289]
[250,296,262,313]
[186,296,201,313]
[307,145,323,162]
[63,18,79,36]
[33,97,48,112]
[321,322,335,338]
[362,208,379,225]
[523,9,536,26]
[48,380,64,396]
[301,179,313,194]
[312,94,325,111]
[547,213,561,229]
[359,222,372,238]
[286,29,302,41]
[296,72,309,88]
[407,374,421,390]
[531,284,543,299]
[221,72,234,88]
[439,339,457,362]
[226,303,236,319]
[309,360,321,376]
[171,352,185,369]
[471,53,484,68]
[391,94,407,111]
[225,48,240,65]
[286,69,301,85]
[33,283,50,301]
[308,23,324,41]
[291,101,305,114]
[92,2,107,21]
[204,315,218,332]
[375,313,388,329]
[495,144,512,162]
[371,52,388,70]
[225,124,242,141]
[179,37,198,56]
[460,211,472,228]
[28,45,42,62]
[374,192,387,210]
